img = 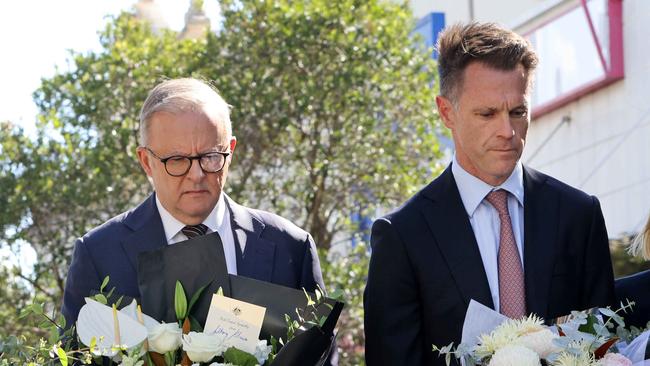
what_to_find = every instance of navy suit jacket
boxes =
[62,193,325,328]
[616,269,650,329]
[364,165,616,366]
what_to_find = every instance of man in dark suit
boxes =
[62,78,325,328]
[616,269,650,329]
[364,22,616,365]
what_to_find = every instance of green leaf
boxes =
[222,347,259,366]
[93,294,108,305]
[56,346,68,366]
[188,281,211,314]
[100,276,110,292]
[302,288,315,307]
[174,281,187,321]
[115,295,124,309]
[216,286,224,296]
[189,315,203,332]
[578,314,598,334]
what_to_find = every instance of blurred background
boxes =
[1,0,649,364]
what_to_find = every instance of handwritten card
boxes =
[203,294,266,353]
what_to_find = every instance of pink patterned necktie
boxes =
[485,189,526,319]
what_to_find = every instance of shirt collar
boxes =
[451,154,524,217]
[155,193,226,241]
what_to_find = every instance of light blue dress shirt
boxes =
[451,155,525,312]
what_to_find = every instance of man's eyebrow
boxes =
[472,107,498,112]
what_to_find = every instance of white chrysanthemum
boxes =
[516,328,560,359]
[475,315,545,358]
[552,352,595,366]
[488,345,540,366]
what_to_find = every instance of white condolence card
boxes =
[204,294,266,354]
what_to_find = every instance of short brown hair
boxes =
[436,22,539,102]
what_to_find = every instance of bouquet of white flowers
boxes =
[433,300,650,366]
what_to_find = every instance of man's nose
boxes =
[185,159,205,180]
[495,113,516,138]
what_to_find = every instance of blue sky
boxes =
[0,0,220,134]
[0,0,220,270]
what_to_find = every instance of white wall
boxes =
[523,0,650,237]
[410,0,547,27]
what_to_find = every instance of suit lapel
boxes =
[421,167,494,309]
[522,167,558,319]
[225,195,276,281]
[120,193,168,271]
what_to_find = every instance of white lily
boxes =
[76,298,148,357]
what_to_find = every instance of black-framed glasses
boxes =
[144,147,230,177]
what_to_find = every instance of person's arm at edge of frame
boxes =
[364,217,424,366]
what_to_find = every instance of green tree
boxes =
[1,1,443,363]
[204,0,442,248]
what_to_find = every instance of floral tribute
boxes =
[7,276,335,366]
[433,301,650,366]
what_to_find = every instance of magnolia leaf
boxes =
[188,281,211,314]
[174,281,187,321]
[222,347,258,366]
[189,315,203,332]
[594,337,619,359]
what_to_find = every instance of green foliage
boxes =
[320,242,370,365]
[223,347,259,366]
[206,0,443,248]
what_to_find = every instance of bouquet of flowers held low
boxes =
[12,275,340,366]
[433,300,650,366]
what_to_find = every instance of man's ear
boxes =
[436,95,455,129]
[136,147,153,177]
[228,136,237,161]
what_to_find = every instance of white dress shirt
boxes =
[155,194,239,275]
[451,155,525,312]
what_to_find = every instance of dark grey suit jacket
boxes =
[364,165,616,366]
[62,193,325,328]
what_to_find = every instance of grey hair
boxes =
[139,78,232,146]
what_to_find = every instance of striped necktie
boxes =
[181,224,208,239]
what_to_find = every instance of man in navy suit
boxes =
[364,22,616,365]
[62,78,325,328]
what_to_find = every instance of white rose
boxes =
[147,322,182,354]
[253,339,273,364]
[488,345,540,366]
[516,328,560,359]
[182,331,227,363]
